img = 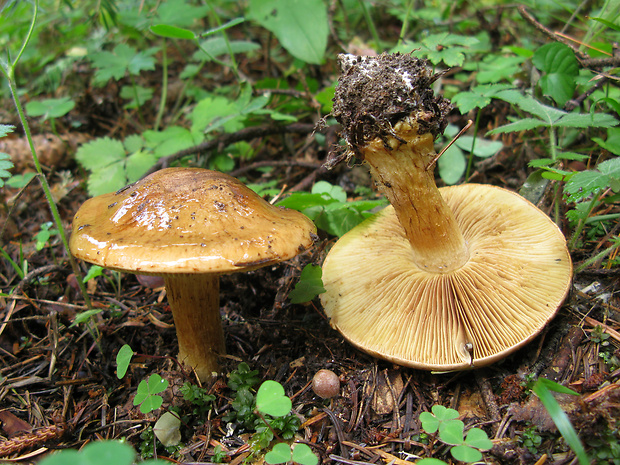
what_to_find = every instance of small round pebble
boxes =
[311,369,340,398]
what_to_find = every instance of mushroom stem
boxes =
[362,119,470,273]
[164,274,225,381]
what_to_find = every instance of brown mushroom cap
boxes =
[320,183,572,370]
[70,167,317,274]
[70,168,316,381]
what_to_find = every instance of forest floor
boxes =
[1,5,620,465]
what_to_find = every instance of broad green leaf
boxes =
[533,43,579,75]
[292,443,319,465]
[37,449,81,465]
[451,445,483,463]
[438,419,465,445]
[416,459,447,465]
[153,411,182,447]
[87,163,127,196]
[438,144,465,185]
[116,344,134,379]
[539,73,576,107]
[476,55,525,84]
[464,427,493,450]
[143,126,204,157]
[593,127,620,155]
[312,180,347,202]
[70,309,104,327]
[150,24,196,40]
[289,264,326,304]
[520,169,550,204]
[248,0,328,64]
[25,97,75,120]
[190,95,245,134]
[256,380,292,417]
[276,192,336,211]
[419,411,439,433]
[264,442,291,464]
[81,440,136,465]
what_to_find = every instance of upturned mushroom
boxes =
[320,53,572,370]
[70,168,316,381]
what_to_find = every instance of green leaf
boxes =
[134,374,169,414]
[292,443,319,465]
[25,97,75,120]
[256,380,292,417]
[143,126,204,157]
[75,137,126,171]
[0,153,14,188]
[154,0,210,28]
[116,344,134,379]
[0,124,15,138]
[70,309,104,327]
[265,442,292,464]
[533,43,579,75]
[120,85,154,109]
[90,43,157,86]
[416,459,447,465]
[464,427,493,450]
[37,449,81,465]
[450,444,483,463]
[194,37,260,61]
[150,24,196,40]
[153,411,182,447]
[455,135,503,158]
[419,411,439,433]
[437,145,465,185]
[200,17,245,37]
[289,264,326,304]
[532,43,579,104]
[438,419,465,446]
[81,440,136,465]
[247,0,328,64]
[487,118,548,134]
[531,379,589,465]
[312,180,347,202]
[593,127,620,155]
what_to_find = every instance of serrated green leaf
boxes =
[451,83,513,113]
[564,170,609,202]
[75,137,126,171]
[487,118,547,134]
[87,163,127,196]
[90,43,156,86]
[248,0,327,64]
[0,124,15,138]
[125,150,157,182]
[289,264,326,304]
[555,112,618,129]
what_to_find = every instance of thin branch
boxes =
[146,123,316,175]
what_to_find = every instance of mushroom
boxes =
[320,53,572,370]
[70,168,316,381]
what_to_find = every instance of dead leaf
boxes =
[0,410,32,437]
